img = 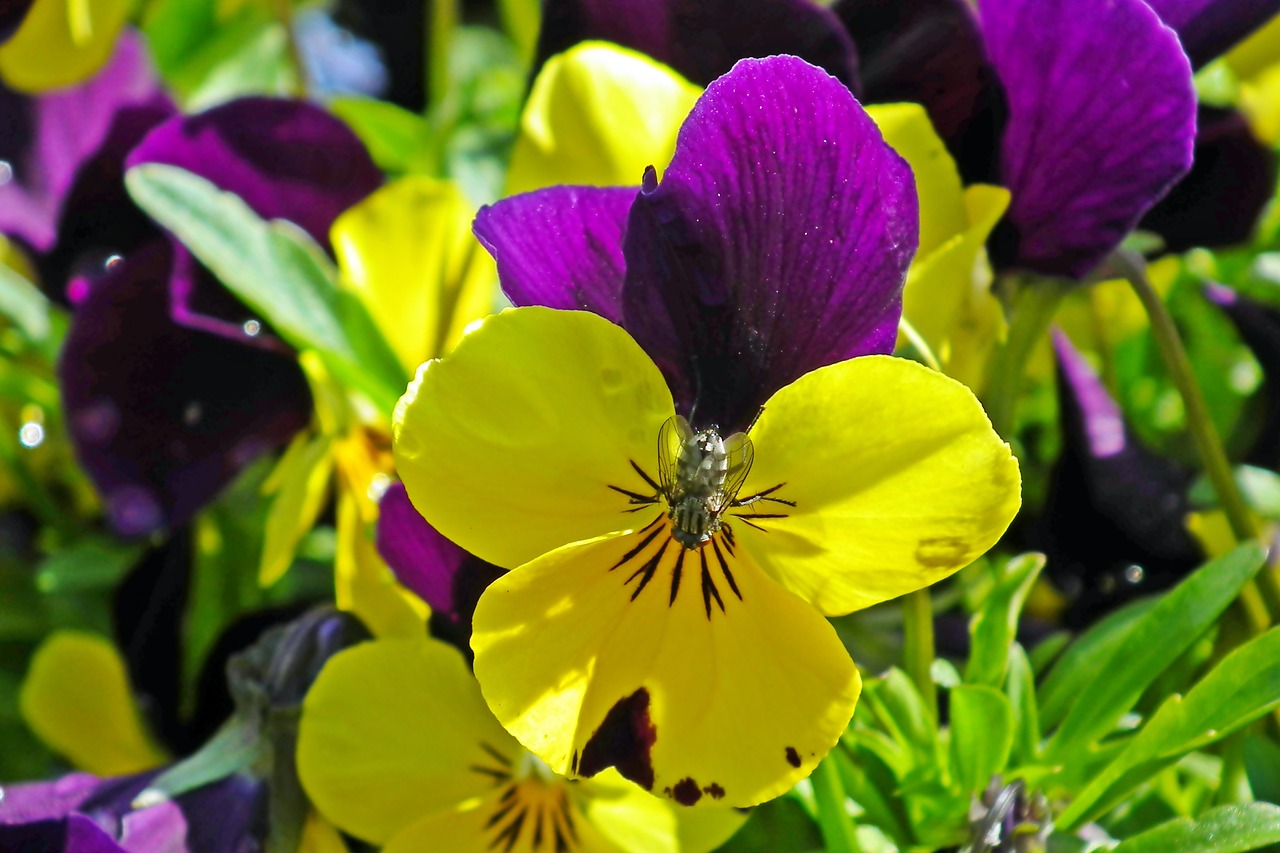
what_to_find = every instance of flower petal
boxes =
[582,770,747,852]
[471,523,861,808]
[621,55,917,432]
[982,0,1197,277]
[474,185,635,322]
[507,42,701,196]
[739,354,1020,615]
[58,241,312,536]
[0,1,35,43]
[1146,0,1280,68]
[297,638,520,844]
[0,815,123,853]
[393,307,673,569]
[533,0,859,89]
[332,176,496,375]
[18,631,167,775]
[0,0,126,93]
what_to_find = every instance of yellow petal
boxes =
[1225,12,1280,81]
[19,631,167,775]
[0,0,126,92]
[471,521,861,808]
[507,41,701,195]
[298,813,349,853]
[259,432,334,587]
[297,637,521,844]
[582,769,746,853]
[739,355,1021,616]
[333,486,428,639]
[332,177,496,375]
[393,307,674,569]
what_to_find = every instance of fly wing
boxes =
[657,416,692,498]
[720,431,755,506]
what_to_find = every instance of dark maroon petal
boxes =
[1146,0,1280,68]
[1141,106,1277,251]
[1038,331,1201,625]
[620,56,916,431]
[58,241,312,537]
[534,0,859,90]
[0,0,35,43]
[833,0,1006,184]
[473,186,634,321]
[1206,284,1280,470]
[377,483,504,658]
[982,0,1197,278]
[126,96,382,251]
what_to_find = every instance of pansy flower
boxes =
[298,635,745,852]
[0,0,126,92]
[394,56,1021,806]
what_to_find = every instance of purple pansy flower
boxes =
[1036,332,1201,624]
[1206,284,1280,471]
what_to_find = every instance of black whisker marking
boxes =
[610,522,664,570]
[734,512,789,520]
[607,484,658,504]
[737,517,768,532]
[628,539,669,600]
[486,796,519,829]
[470,765,509,781]
[712,538,742,600]
[493,807,527,852]
[701,548,724,617]
[670,548,686,605]
[631,460,663,493]
[480,742,512,766]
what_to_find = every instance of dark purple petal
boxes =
[620,55,917,431]
[982,0,1197,278]
[473,186,634,321]
[377,483,504,658]
[1206,284,1280,470]
[1038,331,1201,625]
[0,815,124,853]
[171,775,267,851]
[126,96,381,251]
[833,0,1006,184]
[1146,0,1280,68]
[58,241,312,537]
[0,0,35,43]
[534,0,860,90]
[1141,106,1277,251]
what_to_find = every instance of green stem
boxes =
[1114,250,1280,622]
[426,0,458,117]
[984,277,1067,440]
[903,588,938,720]
[811,755,862,853]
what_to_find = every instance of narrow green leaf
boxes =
[35,538,146,594]
[1045,543,1265,756]
[835,744,913,845]
[1005,643,1041,765]
[966,552,1045,686]
[811,754,861,853]
[948,685,1013,794]
[1245,733,1280,806]
[330,97,433,174]
[862,668,938,765]
[1058,625,1280,828]
[1110,804,1280,853]
[0,263,52,343]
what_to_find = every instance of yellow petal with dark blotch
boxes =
[0,0,125,92]
[471,520,861,808]
[393,307,674,569]
[297,638,521,844]
[738,354,1021,616]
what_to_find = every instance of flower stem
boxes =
[902,588,937,720]
[1114,250,1280,622]
[984,276,1067,439]
[811,754,862,853]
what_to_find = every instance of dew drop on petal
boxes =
[0,161,12,186]
[243,319,262,337]
[367,472,391,503]
[183,401,203,426]
[104,255,123,271]
[18,422,44,449]
[1123,564,1144,585]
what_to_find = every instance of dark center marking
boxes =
[578,688,657,791]
[785,746,801,768]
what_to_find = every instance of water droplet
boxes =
[183,401,203,426]
[243,319,262,337]
[0,161,12,186]
[18,422,44,449]
[1123,564,1145,584]
[104,254,123,271]
[367,472,391,502]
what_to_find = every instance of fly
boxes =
[658,416,755,549]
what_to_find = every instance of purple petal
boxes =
[0,1,35,43]
[620,55,917,431]
[169,776,267,852]
[1141,106,1277,251]
[833,0,1006,183]
[0,774,103,823]
[58,241,312,537]
[473,186,634,322]
[377,483,504,657]
[982,0,1196,278]
[0,815,124,853]
[1039,331,1200,625]
[534,0,860,90]
[1146,0,1280,68]
[126,96,381,251]
[1206,284,1280,470]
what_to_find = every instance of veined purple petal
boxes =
[1039,331,1200,625]
[126,96,382,251]
[473,186,634,321]
[982,0,1196,278]
[833,0,1006,183]
[1146,0,1280,68]
[58,241,312,537]
[1141,106,1277,251]
[621,55,917,431]
[533,0,860,90]
[0,0,35,43]
[377,483,504,657]
[1206,283,1280,470]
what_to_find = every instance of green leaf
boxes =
[811,754,860,853]
[1110,804,1280,853]
[1005,643,1041,765]
[124,164,406,415]
[861,668,938,768]
[0,263,52,343]
[329,97,434,175]
[965,552,1045,686]
[1044,542,1264,756]
[835,744,913,844]
[1058,624,1280,828]
[1245,733,1280,806]
[35,537,146,595]
[948,685,1013,794]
